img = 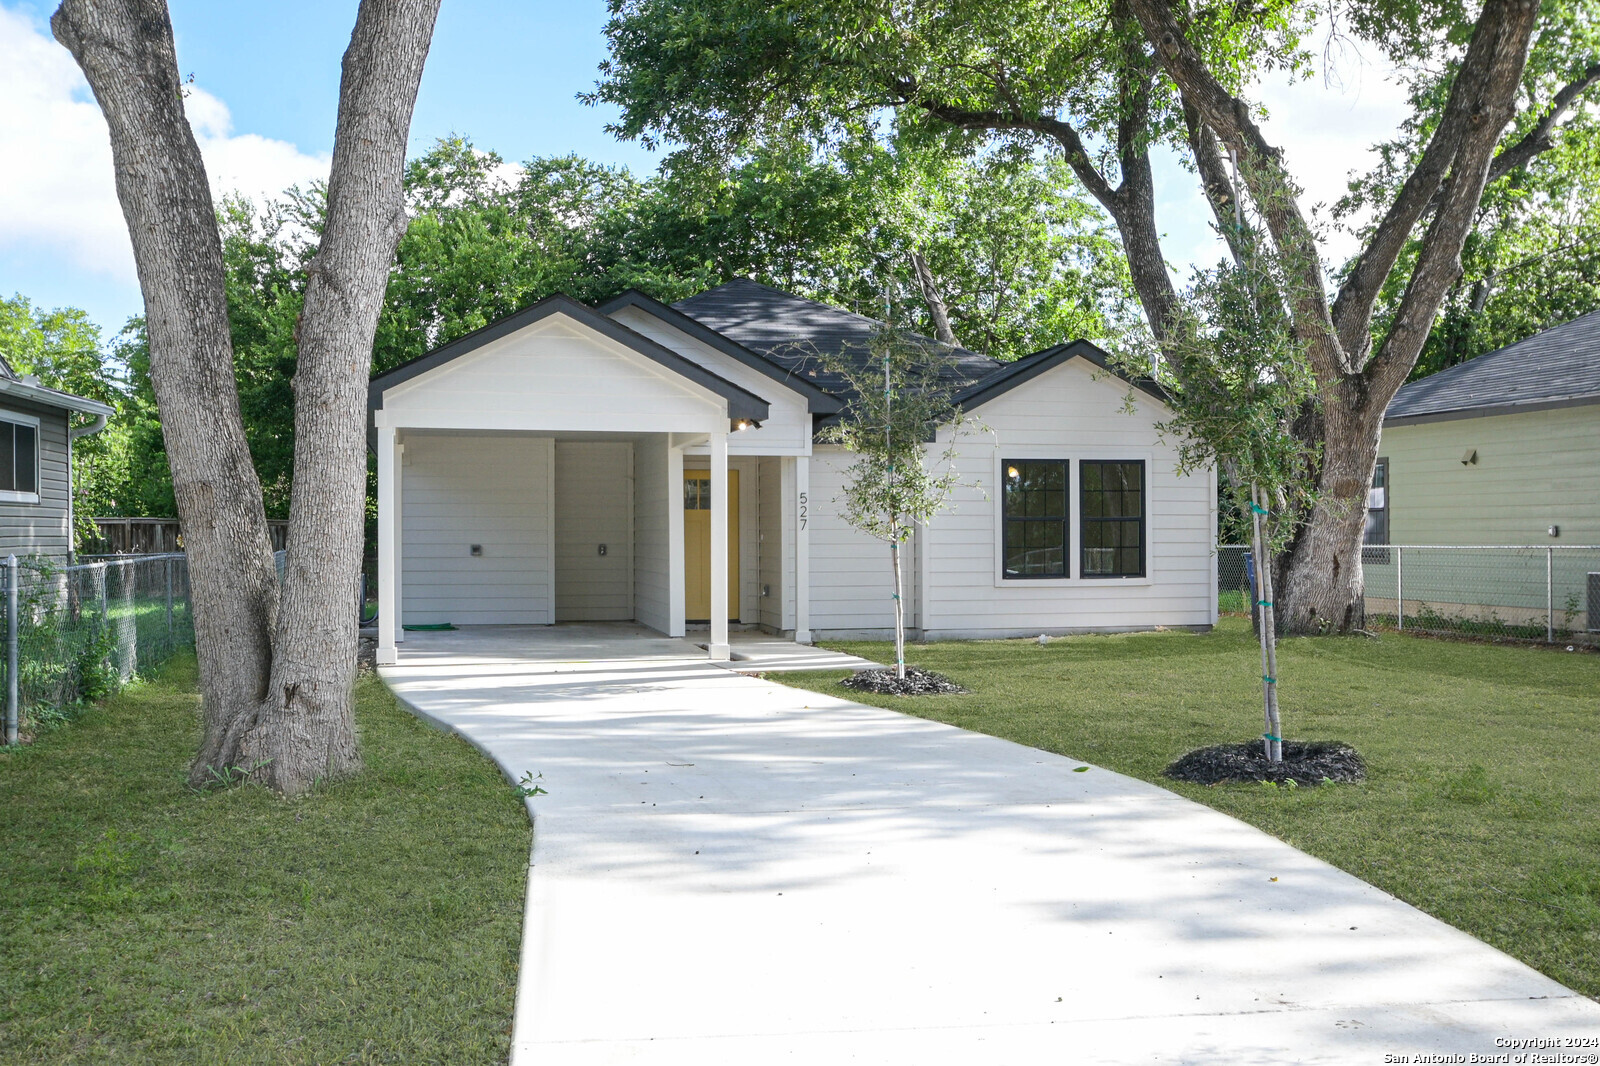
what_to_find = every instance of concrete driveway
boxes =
[379,625,1600,1064]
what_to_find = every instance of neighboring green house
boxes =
[1366,312,1600,633]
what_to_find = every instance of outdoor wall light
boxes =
[733,419,763,431]
[1549,525,1560,538]
[1461,448,1478,465]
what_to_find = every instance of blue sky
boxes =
[0,0,1407,341]
[160,0,661,171]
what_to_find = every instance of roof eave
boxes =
[1383,392,1600,426]
[0,377,116,419]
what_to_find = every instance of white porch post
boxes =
[794,454,811,644]
[668,440,686,637]
[394,440,405,642]
[376,424,399,666]
[709,428,730,660]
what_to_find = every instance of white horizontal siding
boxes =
[401,434,553,625]
[808,445,916,635]
[555,441,633,621]
[757,455,795,632]
[633,435,671,633]
[381,316,726,434]
[916,357,1214,636]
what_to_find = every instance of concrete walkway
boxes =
[380,626,1600,1064]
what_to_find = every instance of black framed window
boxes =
[0,419,38,497]
[1081,460,1144,577]
[1364,458,1388,545]
[1002,459,1069,578]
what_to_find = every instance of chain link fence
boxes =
[1361,544,1600,645]
[1216,543,1600,645]
[1218,545,1251,615]
[2,553,193,743]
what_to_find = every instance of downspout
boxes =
[67,413,110,565]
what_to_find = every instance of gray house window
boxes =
[0,417,39,501]
[1081,460,1145,577]
[1002,459,1068,578]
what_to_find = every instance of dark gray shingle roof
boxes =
[1386,310,1600,423]
[673,278,1003,403]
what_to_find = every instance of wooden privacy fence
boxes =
[89,517,289,555]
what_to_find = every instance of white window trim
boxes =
[992,448,1156,588]
[0,411,41,505]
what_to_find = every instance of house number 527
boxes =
[798,491,808,530]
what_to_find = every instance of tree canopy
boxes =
[589,0,1600,633]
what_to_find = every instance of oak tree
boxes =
[53,0,441,794]
[592,0,1598,632]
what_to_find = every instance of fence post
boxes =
[1547,546,1555,643]
[5,555,17,747]
[1396,545,1404,632]
[165,555,173,644]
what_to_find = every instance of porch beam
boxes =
[394,440,404,642]
[376,426,399,665]
[708,429,730,660]
[668,442,686,637]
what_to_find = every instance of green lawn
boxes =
[782,619,1600,999]
[0,655,529,1064]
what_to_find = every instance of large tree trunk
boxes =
[56,0,439,794]
[237,0,439,794]
[1124,0,1539,634]
[53,0,279,785]
[1277,384,1383,634]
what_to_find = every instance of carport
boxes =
[368,294,771,666]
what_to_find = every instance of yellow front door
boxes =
[684,468,739,622]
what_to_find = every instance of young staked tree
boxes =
[53,0,441,795]
[593,0,1594,634]
[1153,238,1319,763]
[817,327,976,679]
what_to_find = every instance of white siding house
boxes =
[368,281,1216,664]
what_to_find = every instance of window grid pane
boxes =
[1081,461,1144,578]
[1003,459,1068,578]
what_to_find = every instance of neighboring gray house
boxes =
[368,279,1218,665]
[0,357,114,562]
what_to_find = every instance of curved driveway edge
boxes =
[379,626,1600,1065]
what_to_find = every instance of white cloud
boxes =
[1152,34,1413,280]
[1255,46,1413,266]
[0,4,329,286]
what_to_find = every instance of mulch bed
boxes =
[840,666,968,696]
[1163,739,1366,786]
